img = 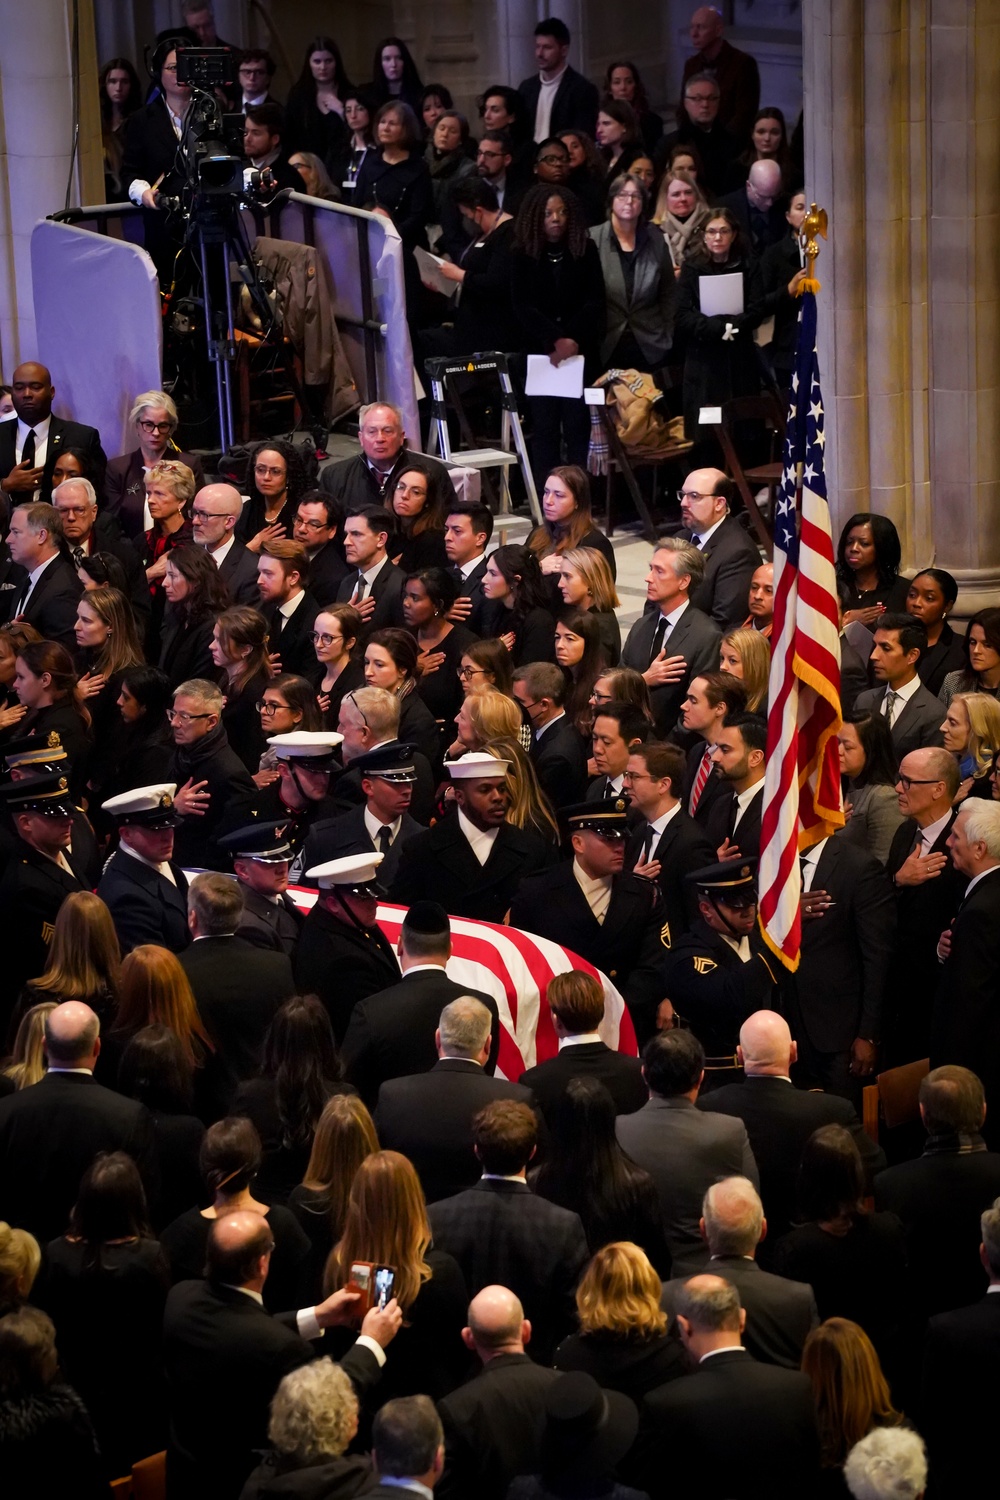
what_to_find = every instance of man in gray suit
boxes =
[854,613,945,759]
[660,1176,818,1368]
[616,1029,757,1275]
[620,538,722,738]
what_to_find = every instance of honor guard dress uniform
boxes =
[293,852,400,1041]
[216,820,304,955]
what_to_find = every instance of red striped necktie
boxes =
[689,744,713,815]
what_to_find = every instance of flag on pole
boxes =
[758,288,844,970]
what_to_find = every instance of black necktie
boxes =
[271,611,285,641]
[20,429,36,469]
[354,571,368,603]
[641,825,656,864]
[649,615,668,666]
[377,825,393,856]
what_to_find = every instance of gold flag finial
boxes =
[796,204,828,295]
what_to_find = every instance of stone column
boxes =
[0,0,103,368]
[803,0,1000,607]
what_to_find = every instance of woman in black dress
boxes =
[557,546,622,666]
[311,606,365,730]
[101,664,174,803]
[159,545,230,688]
[73,585,144,802]
[905,568,965,696]
[210,605,272,773]
[403,568,478,726]
[604,61,664,156]
[233,995,357,1207]
[527,465,617,615]
[35,1152,170,1477]
[287,1094,379,1303]
[284,35,351,162]
[328,87,377,198]
[354,101,433,326]
[834,512,909,626]
[118,1025,205,1232]
[480,544,558,667]
[388,462,450,573]
[237,439,311,555]
[368,36,424,113]
[363,627,442,767]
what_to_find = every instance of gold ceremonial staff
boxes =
[796,203,828,295]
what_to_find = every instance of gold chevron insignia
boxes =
[693,957,717,975]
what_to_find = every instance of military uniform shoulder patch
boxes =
[660,921,671,949]
[693,956,717,975]
[41,921,56,944]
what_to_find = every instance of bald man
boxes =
[437,1287,560,1500]
[0,361,106,506]
[719,160,788,255]
[678,470,762,630]
[191,482,261,605]
[164,1209,400,1500]
[639,1272,820,1498]
[698,1011,885,1244]
[681,7,760,143]
[0,1001,155,1242]
[743,562,774,638]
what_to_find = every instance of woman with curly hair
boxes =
[159,545,230,686]
[801,1317,904,1494]
[288,1095,379,1299]
[674,204,765,442]
[240,1358,371,1500]
[481,544,558,666]
[527,466,616,583]
[512,184,606,480]
[210,605,272,771]
[557,546,621,666]
[234,995,357,1207]
[555,1240,682,1403]
[364,627,441,766]
[555,611,610,734]
[324,1151,468,1403]
[237,439,311,555]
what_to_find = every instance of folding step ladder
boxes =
[424,351,542,525]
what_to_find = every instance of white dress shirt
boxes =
[18,550,59,611]
[732,780,763,832]
[364,806,401,847]
[914,809,951,856]
[573,857,612,924]
[15,414,52,477]
[689,514,726,550]
[221,1284,386,1360]
[559,1031,602,1049]
[208,533,238,569]
[128,101,185,204]
[882,672,921,727]
[277,588,308,624]
[963,864,1000,901]
[121,841,177,887]
[457,807,499,865]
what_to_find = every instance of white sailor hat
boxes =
[101,783,180,827]
[268,731,344,768]
[306,851,385,893]
[446,751,511,779]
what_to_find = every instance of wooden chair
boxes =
[110,1478,132,1498]
[595,404,693,546]
[711,392,787,557]
[234,328,304,444]
[131,1450,166,1500]
[862,1058,930,1146]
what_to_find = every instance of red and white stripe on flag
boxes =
[289,889,638,1077]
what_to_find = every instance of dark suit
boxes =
[617,1098,757,1276]
[375,1059,536,1204]
[429,1179,589,1362]
[216,539,262,606]
[517,66,600,137]
[636,1349,820,1500]
[0,1071,155,1243]
[103,447,207,541]
[341,968,501,1108]
[683,516,762,629]
[620,602,722,737]
[883,812,963,1063]
[530,715,589,809]
[320,447,457,512]
[921,1294,1000,1496]
[235,884,303,955]
[700,1076,886,1245]
[661,1257,818,1369]
[519,1040,646,1124]
[839,633,869,715]
[664,920,781,1061]
[0,841,88,1013]
[451,554,491,635]
[681,738,731,827]
[789,837,895,1094]
[931,866,1000,1117]
[262,591,321,683]
[334,558,406,638]
[168,730,258,871]
[625,808,715,947]
[2,552,82,649]
[854,680,946,758]
[0,415,106,505]
[303,540,349,608]
[179,937,294,1105]
[716,187,788,256]
[293,901,400,1042]
[437,1352,560,1500]
[876,1146,1000,1318]
[163,1278,381,1500]
[509,861,668,1032]
[96,848,191,955]
[705,781,764,858]
[158,613,216,688]
[391,816,554,926]
[300,801,423,890]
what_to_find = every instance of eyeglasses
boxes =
[138,419,173,433]
[614,192,643,203]
[457,665,488,680]
[622,769,652,782]
[310,632,342,647]
[166,708,213,724]
[259,701,289,716]
[590,689,613,705]
[191,508,231,521]
[677,489,716,502]
[685,92,719,105]
[538,154,568,166]
[705,227,734,238]
[254,464,285,478]
[896,776,942,789]
[296,517,328,531]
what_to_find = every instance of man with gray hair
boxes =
[372,1396,445,1497]
[933,799,1000,1141]
[844,1428,927,1500]
[179,871,294,1106]
[3,499,81,647]
[0,1001,155,1242]
[51,475,148,616]
[375,994,539,1204]
[919,1193,1000,1493]
[167,678,256,870]
[682,9,760,144]
[620,537,721,737]
[320,400,457,510]
[639,1272,820,1497]
[660,1177,818,1368]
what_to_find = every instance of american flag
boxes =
[758,289,844,970]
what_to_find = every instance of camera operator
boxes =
[124,38,193,213]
